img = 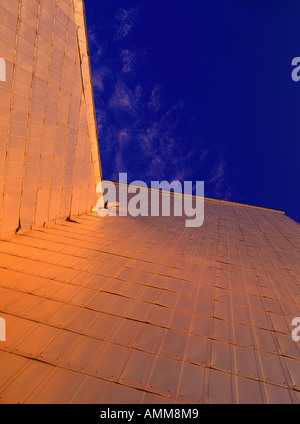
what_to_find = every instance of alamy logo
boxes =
[96,173,204,227]
[291,57,300,82]
[0,57,6,81]
[291,317,300,342]
[0,317,6,342]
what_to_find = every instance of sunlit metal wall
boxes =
[0,0,102,236]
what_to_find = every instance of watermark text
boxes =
[96,174,204,228]
[0,317,6,342]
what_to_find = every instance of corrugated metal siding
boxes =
[0,0,101,237]
[0,199,299,403]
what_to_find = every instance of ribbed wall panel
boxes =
[0,0,102,236]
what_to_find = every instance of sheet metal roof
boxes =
[0,199,299,404]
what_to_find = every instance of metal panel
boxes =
[0,128,299,405]
[0,0,100,237]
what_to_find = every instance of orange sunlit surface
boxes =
[0,0,299,404]
[0,200,299,403]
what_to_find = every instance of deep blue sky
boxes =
[85,0,300,222]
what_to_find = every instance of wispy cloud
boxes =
[209,158,225,185]
[88,5,233,200]
[118,128,131,147]
[120,49,135,73]
[108,80,142,113]
[148,84,161,111]
[92,67,109,92]
[109,80,133,111]
[208,157,233,200]
[114,7,139,40]
[88,26,104,63]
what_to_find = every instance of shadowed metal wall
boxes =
[0,0,102,237]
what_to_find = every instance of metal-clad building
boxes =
[0,0,101,237]
[0,0,299,404]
